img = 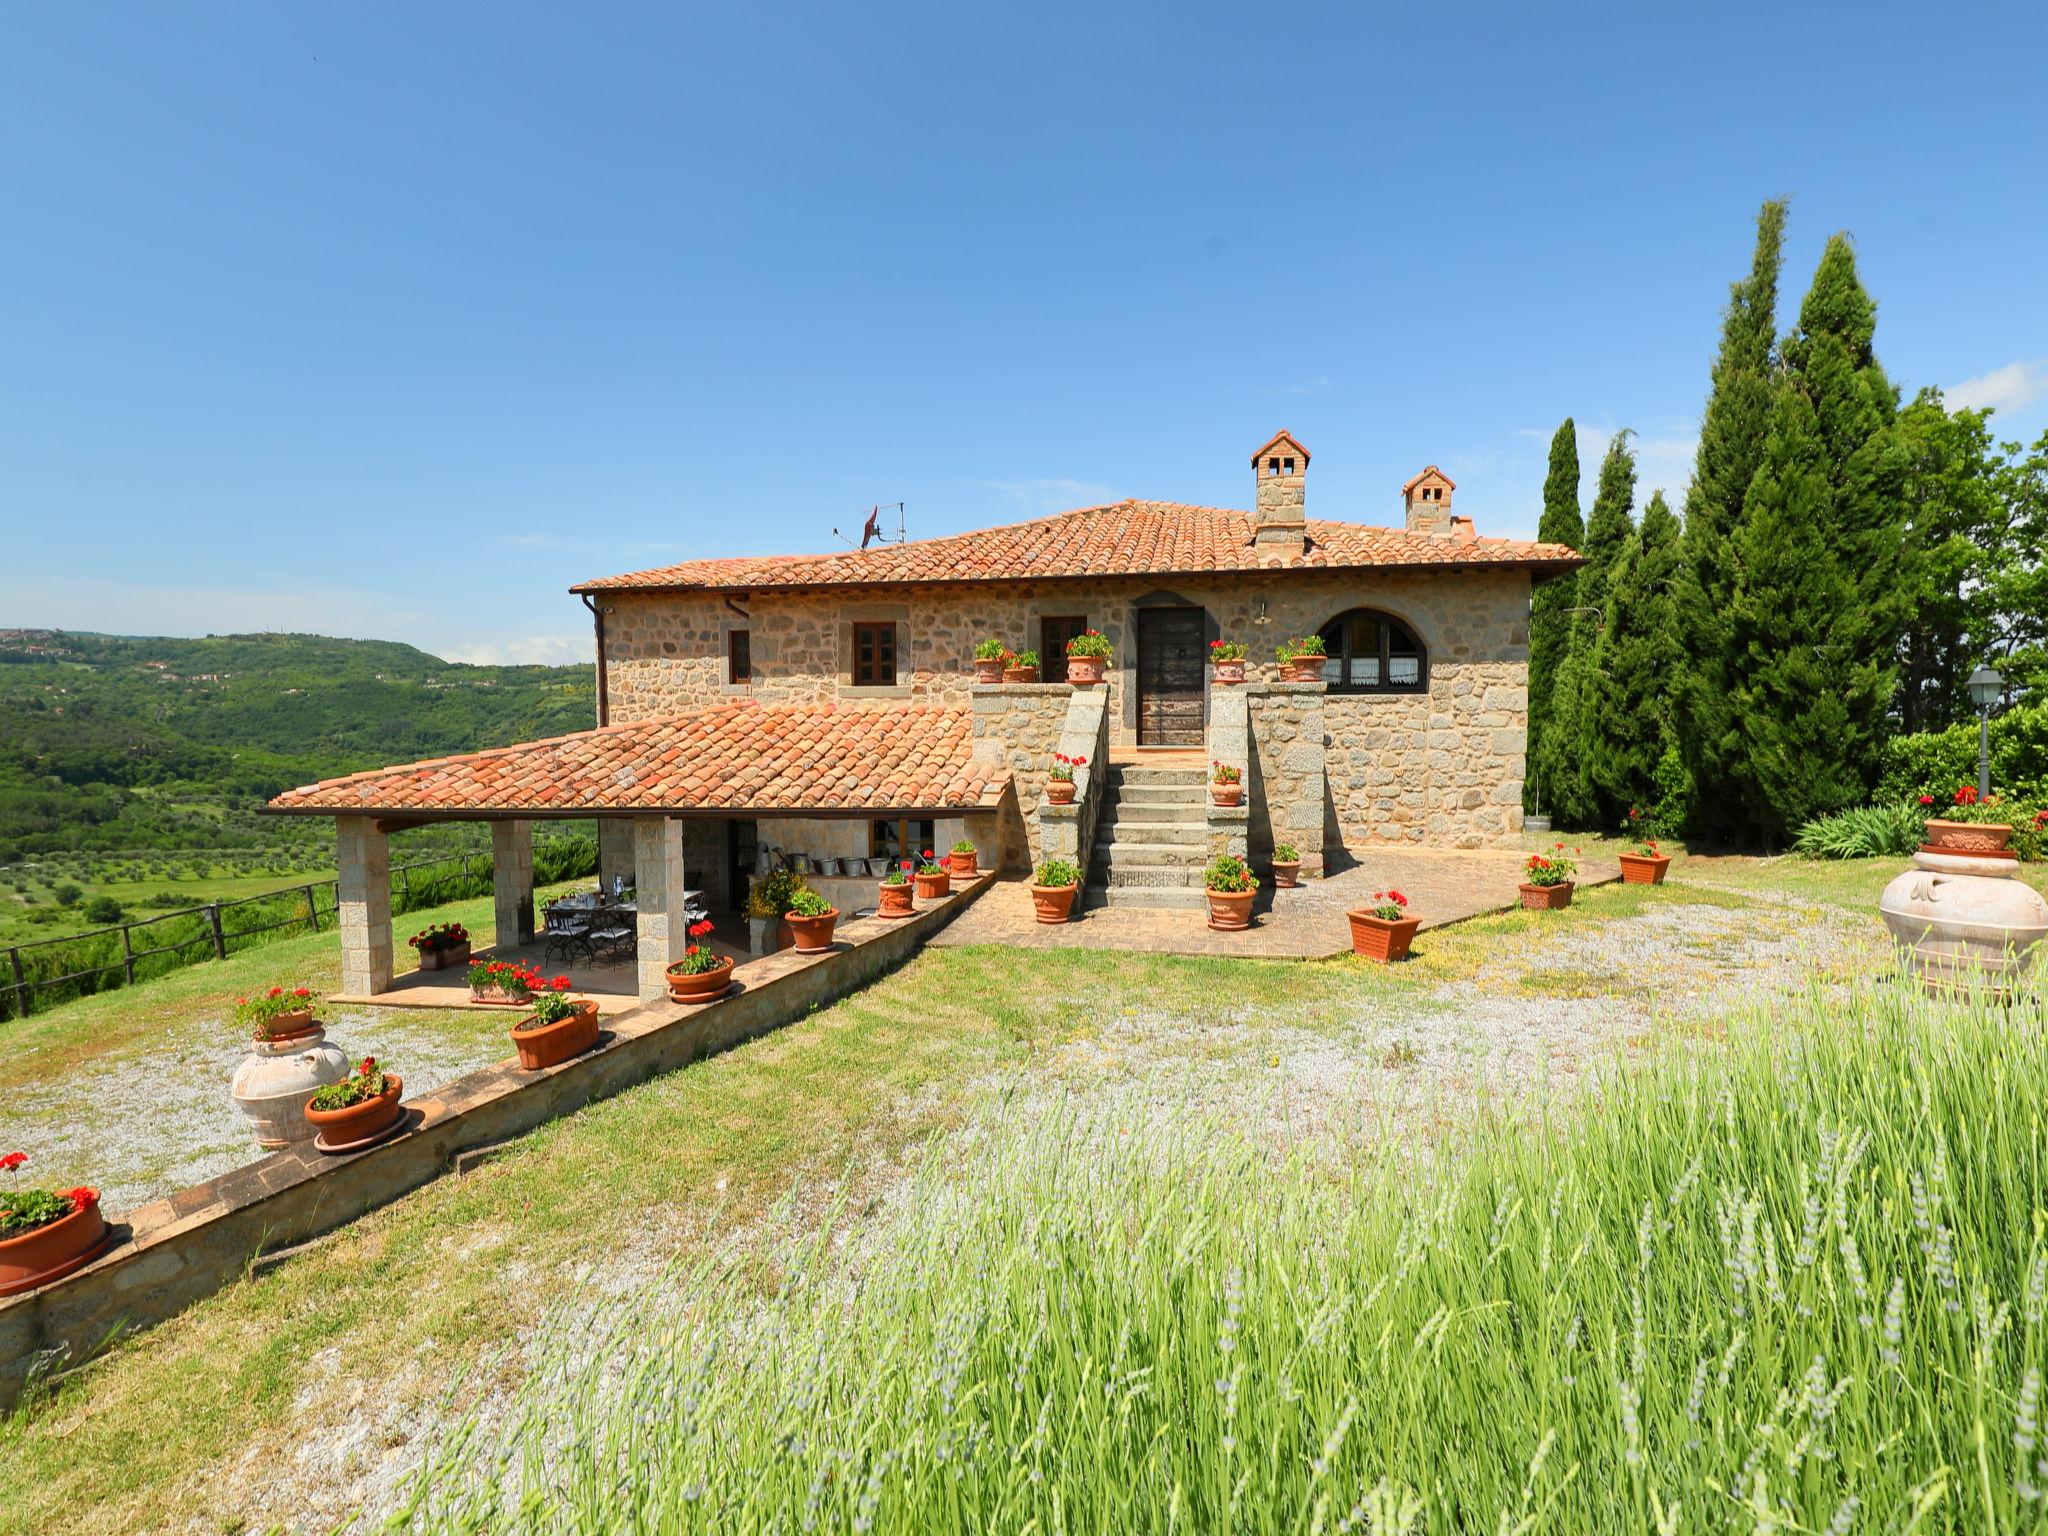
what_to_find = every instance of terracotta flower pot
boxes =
[1030,882,1079,923]
[1210,782,1243,807]
[877,881,916,918]
[1066,655,1107,686]
[510,1001,601,1071]
[1271,859,1300,889]
[948,849,978,878]
[973,658,1006,684]
[1286,657,1328,683]
[0,1197,110,1298]
[913,870,951,900]
[259,1008,319,1043]
[1003,665,1040,683]
[786,908,841,953]
[1618,853,1672,885]
[305,1075,404,1147]
[1924,818,2014,854]
[1519,881,1574,911]
[1347,910,1420,963]
[1212,660,1246,684]
[1045,779,1077,805]
[666,955,735,1003]
[1206,888,1254,930]
[415,941,470,972]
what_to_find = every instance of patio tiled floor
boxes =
[931,847,1622,959]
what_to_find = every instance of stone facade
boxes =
[595,566,1531,850]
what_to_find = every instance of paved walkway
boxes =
[931,847,1622,959]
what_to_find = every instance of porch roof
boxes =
[263,702,1009,818]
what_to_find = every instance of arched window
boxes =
[1317,609,1427,694]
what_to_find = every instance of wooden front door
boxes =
[1136,607,1206,745]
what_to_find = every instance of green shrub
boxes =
[1877,700,2048,803]
[406,982,2048,1534]
[1793,802,1925,859]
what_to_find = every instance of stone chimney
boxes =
[1250,430,1310,545]
[1401,466,1456,537]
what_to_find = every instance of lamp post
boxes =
[1967,664,2003,800]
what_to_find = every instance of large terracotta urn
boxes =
[230,1027,353,1148]
[1880,847,2048,997]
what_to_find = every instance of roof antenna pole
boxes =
[831,502,906,549]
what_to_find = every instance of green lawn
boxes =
[0,860,2014,1533]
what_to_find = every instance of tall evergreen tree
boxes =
[1672,199,1788,840]
[1525,418,1582,812]
[1894,391,2004,732]
[1724,234,1908,842]
[1584,491,1684,825]
[1534,432,1637,826]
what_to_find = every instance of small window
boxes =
[1040,615,1088,684]
[852,622,897,687]
[728,629,751,684]
[870,817,935,860]
[1283,457,1295,472]
[1268,457,1281,475]
[1318,608,1427,695]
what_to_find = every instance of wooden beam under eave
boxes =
[373,816,446,835]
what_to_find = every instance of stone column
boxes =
[336,816,393,997]
[632,816,688,1002]
[597,817,636,896]
[491,819,535,948]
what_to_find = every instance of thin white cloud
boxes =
[1575,424,1697,504]
[971,478,1119,517]
[443,635,590,667]
[1945,358,2048,416]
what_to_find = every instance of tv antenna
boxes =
[832,503,906,550]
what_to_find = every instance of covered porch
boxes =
[264,701,1019,1006]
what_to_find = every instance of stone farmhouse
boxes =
[267,432,1579,1000]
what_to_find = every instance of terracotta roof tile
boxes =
[265,702,1007,816]
[572,500,1579,594]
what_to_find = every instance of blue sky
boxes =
[3,2,2045,665]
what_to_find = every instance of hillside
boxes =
[0,629,594,861]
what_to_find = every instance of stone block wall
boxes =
[594,564,1532,850]
[970,683,1074,867]
[1034,685,1112,880]
[1246,683,1328,876]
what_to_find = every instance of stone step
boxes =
[1088,884,1208,910]
[1111,765,1207,785]
[1098,798,1205,824]
[1113,782,1207,806]
[1098,861,1206,889]
[1094,836,1209,862]
[1094,817,1205,845]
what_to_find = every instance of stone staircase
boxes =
[1090,761,1210,910]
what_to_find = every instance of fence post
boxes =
[303,885,321,934]
[8,948,27,1020]
[121,923,137,985]
[205,903,226,960]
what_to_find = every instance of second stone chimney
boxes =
[1401,465,1456,537]
[1251,430,1310,545]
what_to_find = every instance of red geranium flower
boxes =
[1955,784,1980,806]
[0,1151,26,1173]
[293,987,311,999]
[358,1056,377,1075]
[1919,794,1935,806]
[61,1187,98,1210]
[687,919,715,939]
[268,986,283,998]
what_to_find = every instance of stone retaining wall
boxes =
[0,879,993,1407]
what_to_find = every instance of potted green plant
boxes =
[1347,889,1418,963]
[1030,857,1082,923]
[305,1056,405,1150]
[1618,838,1672,885]
[665,920,735,1001]
[0,1152,108,1297]
[407,921,471,971]
[947,837,979,877]
[1203,854,1258,930]
[744,868,809,953]
[912,850,950,899]
[1064,629,1113,686]
[1520,845,1579,910]
[1210,760,1243,808]
[973,638,1011,685]
[877,860,916,918]
[234,984,320,1043]
[784,887,840,952]
[1046,752,1084,805]
[1923,783,2017,854]
[1275,634,1328,682]
[1271,842,1301,888]
[1210,638,1248,684]
[509,973,600,1070]
[1004,648,1041,684]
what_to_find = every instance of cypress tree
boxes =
[1723,234,1908,843]
[1672,200,1788,840]
[1584,490,1684,825]
[1526,418,1582,813]
[1535,432,1637,827]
